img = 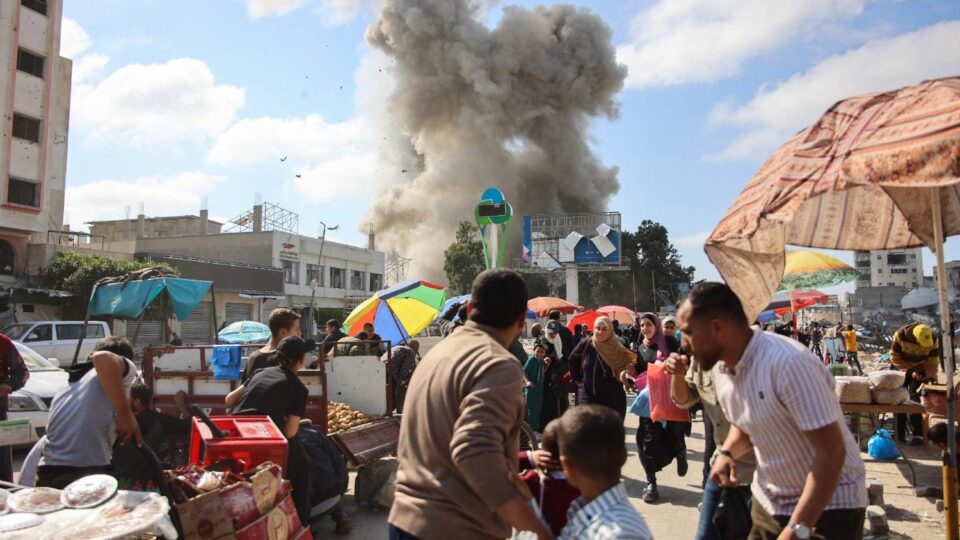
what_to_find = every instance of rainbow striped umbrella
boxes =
[342,280,447,346]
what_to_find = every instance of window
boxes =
[911,254,917,259]
[0,240,13,275]
[12,114,40,143]
[282,260,298,284]
[350,270,365,290]
[24,324,52,342]
[877,268,882,274]
[8,177,39,207]
[16,48,44,78]
[876,254,882,260]
[330,267,345,289]
[891,268,907,274]
[56,323,105,340]
[887,254,908,265]
[369,273,383,292]
[912,268,917,273]
[21,0,47,15]
[306,264,324,287]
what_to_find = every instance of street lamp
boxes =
[306,221,339,340]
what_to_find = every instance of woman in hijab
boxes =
[629,312,687,503]
[568,316,637,418]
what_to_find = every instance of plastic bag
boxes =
[647,362,690,423]
[867,429,900,460]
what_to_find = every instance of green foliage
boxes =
[41,252,174,318]
[578,220,695,312]
[443,221,486,295]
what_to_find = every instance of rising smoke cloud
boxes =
[363,0,626,279]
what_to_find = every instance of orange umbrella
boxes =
[527,296,582,318]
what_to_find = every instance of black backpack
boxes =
[299,425,349,503]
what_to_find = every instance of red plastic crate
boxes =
[189,416,288,472]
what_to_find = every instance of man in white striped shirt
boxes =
[677,283,866,540]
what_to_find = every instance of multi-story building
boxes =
[0,0,71,286]
[853,249,924,289]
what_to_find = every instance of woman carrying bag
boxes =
[568,316,637,418]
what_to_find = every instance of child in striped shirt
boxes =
[556,405,652,540]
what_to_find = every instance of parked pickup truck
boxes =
[1,320,111,366]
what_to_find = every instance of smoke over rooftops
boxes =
[362,0,626,279]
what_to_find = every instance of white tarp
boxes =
[559,232,583,262]
[591,233,616,258]
[536,251,562,271]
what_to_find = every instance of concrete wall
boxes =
[137,232,276,267]
[91,217,223,241]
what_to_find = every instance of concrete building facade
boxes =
[854,248,924,289]
[0,0,71,287]
[89,213,223,241]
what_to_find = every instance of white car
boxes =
[7,341,69,444]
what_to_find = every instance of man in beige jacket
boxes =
[389,269,552,540]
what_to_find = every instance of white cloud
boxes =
[710,21,960,160]
[675,231,710,248]
[292,151,379,202]
[73,58,246,145]
[245,0,308,18]
[616,0,868,88]
[60,17,91,58]
[72,53,110,84]
[207,114,372,165]
[66,172,225,231]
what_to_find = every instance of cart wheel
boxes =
[519,422,538,452]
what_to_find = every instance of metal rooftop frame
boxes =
[225,202,299,234]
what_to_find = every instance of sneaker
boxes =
[334,514,353,535]
[642,484,659,503]
[677,452,689,477]
[909,436,923,446]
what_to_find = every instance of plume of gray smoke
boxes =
[363,0,626,280]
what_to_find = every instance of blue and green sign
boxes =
[474,188,512,269]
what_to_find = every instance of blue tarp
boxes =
[87,277,212,320]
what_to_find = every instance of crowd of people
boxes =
[387,270,881,540]
[0,267,950,540]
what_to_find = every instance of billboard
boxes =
[519,212,622,271]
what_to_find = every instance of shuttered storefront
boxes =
[181,302,213,345]
[126,320,164,347]
[225,302,253,325]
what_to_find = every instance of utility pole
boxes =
[306,221,339,340]
[632,270,638,311]
[651,271,658,313]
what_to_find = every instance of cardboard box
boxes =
[0,419,32,446]
[235,494,302,540]
[177,488,234,540]
[176,462,290,540]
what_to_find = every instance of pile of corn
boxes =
[327,401,379,433]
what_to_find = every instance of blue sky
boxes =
[61,0,960,297]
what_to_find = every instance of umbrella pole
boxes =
[932,187,959,540]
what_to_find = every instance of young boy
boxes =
[519,420,580,536]
[557,405,652,540]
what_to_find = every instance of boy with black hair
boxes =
[322,319,347,354]
[242,308,302,383]
[556,405,652,539]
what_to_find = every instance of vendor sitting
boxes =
[226,336,312,524]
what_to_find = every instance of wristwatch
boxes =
[788,522,812,539]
